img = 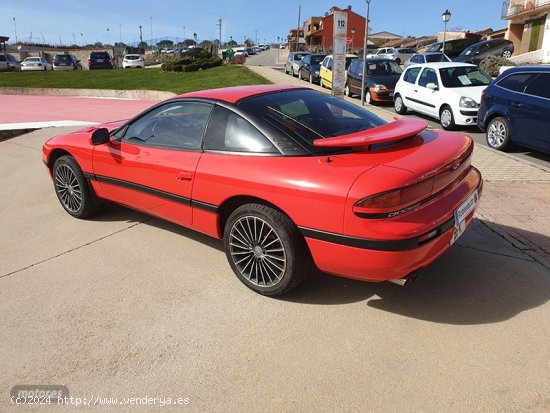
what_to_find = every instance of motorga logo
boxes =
[11,385,69,404]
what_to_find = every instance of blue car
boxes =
[477,65,550,154]
[297,54,326,84]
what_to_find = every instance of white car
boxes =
[393,62,492,130]
[122,54,145,69]
[21,56,52,71]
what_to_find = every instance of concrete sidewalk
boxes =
[247,65,550,270]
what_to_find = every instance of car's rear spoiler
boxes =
[313,118,428,150]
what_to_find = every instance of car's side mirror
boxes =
[426,83,438,91]
[91,128,110,145]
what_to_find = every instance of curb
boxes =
[0,87,176,101]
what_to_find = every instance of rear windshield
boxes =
[91,52,109,59]
[238,89,386,153]
[125,55,140,60]
[425,54,449,63]
[54,55,71,63]
[439,66,492,88]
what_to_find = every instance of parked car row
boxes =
[1,52,144,71]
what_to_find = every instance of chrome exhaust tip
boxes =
[388,271,419,287]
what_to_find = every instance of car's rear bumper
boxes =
[304,167,482,282]
[52,66,75,71]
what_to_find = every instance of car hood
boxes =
[446,86,487,103]
[366,74,400,88]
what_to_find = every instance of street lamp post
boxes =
[361,0,372,106]
[139,25,143,51]
[107,28,110,45]
[13,17,18,44]
[183,26,186,40]
[442,9,451,55]
[351,27,355,52]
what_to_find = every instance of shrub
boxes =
[479,55,516,77]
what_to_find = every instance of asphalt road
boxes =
[1,126,549,411]
[247,48,550,169]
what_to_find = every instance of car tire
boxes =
[52,155,101,219]
[394,94,407,114]
[284,65,288,75]
[486,116,512,151]
[365,89,373,105]
[309,73,314,83]
[344,84,353,97]
[298,69,303,80]
[223,204,312,296]
[502,49,512,59]
[440,105,456,131]
[291,67,295,77]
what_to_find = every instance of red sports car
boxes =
[43,85,482,296]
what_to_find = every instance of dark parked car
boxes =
[88,51,114,69]
[453,39,514,65]
[345,58,402,104]
[478,65,550,154]
[52,54,82,71]
[297,54,326,83]
[426,37,480,58]
[0,53,21,72]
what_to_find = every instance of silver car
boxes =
[284,52,311,77]
[21,56,52,71]
[0,53,21,72]
[384,48,416,65]
[404,52,451,68]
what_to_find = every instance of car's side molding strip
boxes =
[405,96,436,108]
[299,217,455,251]
[83,173,219,213]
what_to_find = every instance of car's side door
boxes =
[398,66,422,111]
[320,56,333,87]
[92,100,213,226]
[346,60,361,94]
[517,73,550,152]
[411,67,440,117]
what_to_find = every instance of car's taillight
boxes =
[353,178,435,218]
[481,89,488,101]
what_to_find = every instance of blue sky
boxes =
[4,0,507,46]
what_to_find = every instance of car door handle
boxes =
[177,171,194,182]
[511,102,524,108]
[414,89,418,93]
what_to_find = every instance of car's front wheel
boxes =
[309,73,314,83]
[394,94,407,114]
[440,105,456,130]
[52,155,100,218]
[486,116,512,151]
[223,204,312,296]
[502,49,512,59]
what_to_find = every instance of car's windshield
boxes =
[25,57,40,62]
[439,66,492,88]
[55,55,71,63]
[425,54,450,63]
[357,60,402,75]
[238,89,386,154]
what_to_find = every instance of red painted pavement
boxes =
[0,94,160,124]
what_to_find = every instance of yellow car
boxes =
[319,54,357,89]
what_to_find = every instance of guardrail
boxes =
[502,0,550,19]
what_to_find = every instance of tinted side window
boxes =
[418,68,438,87]
[497,73,537,93]
[403,67,421,84]
[204,106,278,153]
[524,74,550,99]
[123,102,212,150]
[0,55,6,62]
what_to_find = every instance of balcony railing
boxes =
[502,0,550,19]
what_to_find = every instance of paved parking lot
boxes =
[1,125,549,411]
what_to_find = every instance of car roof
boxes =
[498,64,550,75]
[176,84,304,103]
[416,51,446,55]
[407,62,476,69]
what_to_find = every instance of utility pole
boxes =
[149,16,153,44]
[217,19,222,46]
[296,5,301,51]
[13,17,18,44]
[254,29,258,46]
[119,24,122,44]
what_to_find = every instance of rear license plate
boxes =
[97,59,103,63]
[450,190,478,245]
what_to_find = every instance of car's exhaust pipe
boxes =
[388,271,419,287]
